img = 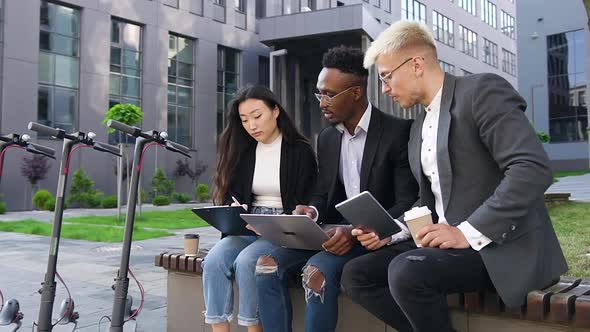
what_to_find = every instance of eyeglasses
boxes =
[378,57,414,86]
[314,86,358,105]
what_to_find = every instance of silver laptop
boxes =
[335,191,402,240]
[239,214,329,251]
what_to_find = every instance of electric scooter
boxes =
[105,120,190,332]
[27,122,121,332]
[0,133,55,331]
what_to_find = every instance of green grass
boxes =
[65,208,208,229]
[548,202,590,278]
[554,170,590,179]
[0,219,173,242]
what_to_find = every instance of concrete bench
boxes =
[155,252,590,332]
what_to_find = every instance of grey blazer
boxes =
[406,73,568,307]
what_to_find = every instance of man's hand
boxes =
[322,226,354,256]
[416,223,470,249]
[351,229,390,251]
[292,205,317,220]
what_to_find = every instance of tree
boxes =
[103,103,144,219]
[21,154,51,190]
[173,158,208,184]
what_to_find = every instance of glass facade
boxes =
[432,10,454,47]
[547,30,588,142]
[217,46,240,137]
[402,0,427,24]
[168,34,195,147]
[38,0,80,133]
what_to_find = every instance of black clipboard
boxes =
[192,206,255,236]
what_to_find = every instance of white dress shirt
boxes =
[417,85,492,251]
[311,104,407,234]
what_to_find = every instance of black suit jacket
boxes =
[310,106,418,224]
[226,138,318,214]
[407,73,567,307]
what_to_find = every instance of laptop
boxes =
[239,214,330,251]
[192,206,255,236]
[335,191,402,240]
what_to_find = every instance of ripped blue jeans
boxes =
[255,244,367,332]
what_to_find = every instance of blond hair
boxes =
[364,20,436,68]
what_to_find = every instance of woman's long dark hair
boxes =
[213,84,309,204]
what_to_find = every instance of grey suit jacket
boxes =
[407,73,568,307]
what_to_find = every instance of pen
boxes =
[231,196,241,206]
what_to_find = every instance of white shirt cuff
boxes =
[457,221,492,251]
[309,206,319,222]
[387,219,412,245]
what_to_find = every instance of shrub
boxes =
[172,192,191,203]
[44,196,56,212]
[152,195,170,206]
[68,169,102,208]
[537,131,550,143]
[33,189,53,210]
[195,183,210,202]
[101,195,118,209]
[151,168,174,198]
[43,197,69,211]
[0,201,6,214]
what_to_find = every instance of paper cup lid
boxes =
[184,234,199,239]
[404,206,431,220]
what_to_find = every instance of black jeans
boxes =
[341,240,493,332]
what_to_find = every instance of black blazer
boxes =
[225,138,318,214]
[310,106,418,224]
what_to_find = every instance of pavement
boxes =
[0,173,588,331]
[545,173,590,202]
[0,203,220,332]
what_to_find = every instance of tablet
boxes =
[239,214,329,251]
[335,191,402,240]
[192,206,255,236]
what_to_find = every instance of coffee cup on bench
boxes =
[184,233,200,256]
[404,206,433,247]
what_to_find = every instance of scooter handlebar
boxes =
[166,141,190,155]
[106,120,142,138]
[27,142,56,158]
[93,141,122,157]
[28,122,61,138]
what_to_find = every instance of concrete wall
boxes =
[0,0,269,210]
[517,0,590,171]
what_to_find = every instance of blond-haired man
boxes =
[341,21,567,332]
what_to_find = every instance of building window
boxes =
[438,60,455,75]
[432,11,454,47]
[258,56,269,87]
[109,19,142,143]
[163,0,179,8]
[480,0,496,28]
[459,25,478,58]
[501,48,516,76]
[235,0,246,12]
[382,0,391,12]
[458,0,476,15]
[38,1,80,133]
[168,34,194,147]
[217,46,240,137]
[401,0,426,24]
[214,0,225,5]
[547,30,588,142]
[256,0,266,18]
[300,0,316,11]
[483,38,498,67]
[500,10,515,39]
